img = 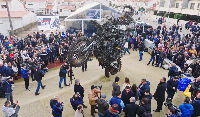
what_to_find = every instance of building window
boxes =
[28,4,33,5]
[190,3,195,9]
[60,9,62,12]
[176,3,179,8]
[1,5,7,8]
[198,3,200,9]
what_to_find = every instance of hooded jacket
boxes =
[97,98,109,115]
[104,108,119,117]
[2,105,20,117]
[179,103,193,117]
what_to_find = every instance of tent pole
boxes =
[82,20,84,34]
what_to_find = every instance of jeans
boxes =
[31,69,34,81]
[157,58,164,67]
[124,48,130,55]
[35,81,44,94]
[139,51,143,60]
[98,114,104,117]
[148,56,155,65]
[82,63,87,71]
[54,52,56,60]
[5,92,13,104]
[59,77,67,87]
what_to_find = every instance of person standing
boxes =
[179,97,193,117]
[191,93,200,117]
[50,95,64,117]
[138,42,144,61]
[112,76,120,97]
[109,91,124,115]
[34,65,46,95]
[2,78,14,104]
[121,86,134,106]
[156,48,166,68]
[104,104,119,117]
[147,47,156,66]
[124,42,130,55]
[97,94,109,117]
[166,77,178,100]
[144,89,152,105]
[74,79,87,108]
[74,104,84,117]
[153,77,167,112]
[168,63,178,79]
[88,85,101,117]
[136,98,151,117]
[40,49,48,66]
[123,97,139,117]
[82,62,87,72]
[59,63,70,89]
[6,62,14,79]
[70,94,84,111]
[122,77,130,91]
[138,79,150,100]
[21,63,31,91]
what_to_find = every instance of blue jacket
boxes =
[138,81,150,100]
[104,109,119,117]
[179,103,193,117]
[109,97,124,114]
[6,66,14,77]
[168,114,177,117]
[70,97,83,111]
[0,65,6,76]
[21,68,29,78]
[3,42,11,49]
[74,84,84,95]
[168,66,177,77]
[2,80,14,93]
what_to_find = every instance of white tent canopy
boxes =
[64,2,101,21]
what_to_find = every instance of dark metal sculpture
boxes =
[68,5,134,77]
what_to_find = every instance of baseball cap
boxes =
[101,94,106,98]
[91,85,97,89]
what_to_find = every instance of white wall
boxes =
[0,0,25,11]
[26,1,46,12]
[0,12,37,37]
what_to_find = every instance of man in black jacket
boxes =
[121,86,134,106]
[97,94,109,116]
[40,49,48,66]
[34,65,46,95]
[59,63,70,89]
[124,97,139,117]
[166,76,178,101]
[153,77,167,112]
[138,42,144,61]
[191,93,200,117]
[6,62,14,78]
[147,47,156,66]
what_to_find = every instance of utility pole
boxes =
[5,0,14,36]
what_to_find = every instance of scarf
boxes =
[116,82,119,85]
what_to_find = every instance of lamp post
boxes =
[5,0,14,36]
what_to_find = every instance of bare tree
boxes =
[5,0,14,36]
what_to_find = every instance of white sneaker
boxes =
[27,89,30,91]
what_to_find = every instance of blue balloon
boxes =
[178,78,191,91]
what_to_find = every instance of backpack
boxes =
[50,99,60,115]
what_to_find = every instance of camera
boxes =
[164,98,181,116]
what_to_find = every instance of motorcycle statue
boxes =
[68,5,135,77]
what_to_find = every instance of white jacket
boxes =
[12,66,18,73]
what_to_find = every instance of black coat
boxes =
[40,52,48,60]
[34,68,44,81]
[153,82,167,102]
[191,98,200,116]
[121,90,134,106]
[167,79,178,94]
[136,103,151,117]
[124,102,139,117]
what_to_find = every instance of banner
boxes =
[86,9,102,19]
[37,16,60,30]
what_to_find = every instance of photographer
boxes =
[166,76,178,101]
[50,95,64,117]
[167,107,177,117]
[2,77,14,104]
[97,94,109,117]
[21,63,31,91]
[59,63,70,89]
[2,100,20,117]
[70,93,84,111]
[74,79,87,108]
[74,104,84,117]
